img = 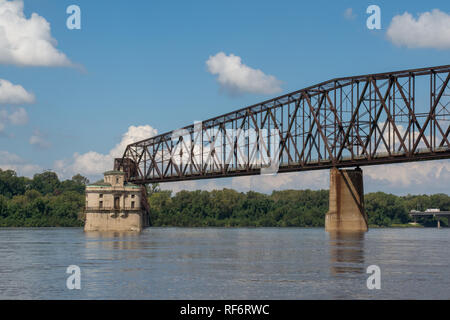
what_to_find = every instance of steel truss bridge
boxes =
[117,65,450,184]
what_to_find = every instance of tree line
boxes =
[0,168,448,228]
[148,188,449,228]
[0,169,86,227]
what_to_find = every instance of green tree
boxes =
[71,174,89,186]
[0,169,30,198]
[31,171,60,195]
[0,195,9,218]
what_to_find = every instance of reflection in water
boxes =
[84,231,141,239]
[329,231,365,275]
[84,231,145,252]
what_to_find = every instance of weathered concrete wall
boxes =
[104,171,125,187]
[84,212,144,232]
[84,171,148,232]
[86,189,141,210]
[325,167,368,232]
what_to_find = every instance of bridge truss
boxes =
[117,65,450,184]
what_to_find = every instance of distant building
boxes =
[84,170,150,231]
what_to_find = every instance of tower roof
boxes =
[103,170,125,176]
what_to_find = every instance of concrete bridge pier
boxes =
[325,167,368,232]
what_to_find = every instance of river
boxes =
[0,228,448,299]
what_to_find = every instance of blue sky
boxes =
[0,0,449,194]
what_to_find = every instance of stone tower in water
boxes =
[84,170,150,232]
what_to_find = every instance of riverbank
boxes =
[369,223,425,228]
[1,169,449,228]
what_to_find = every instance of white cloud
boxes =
[0,0,73,66]
[387,9,450,49]
[0,79,33,135]
[0,106,28,130]
[231,171,328,193]
[29,129,51,149]
[365,160,450,188]
[0,79,35,104]
[206,52,283,95]
[55,125,158,179]
[161,170,330,194]
[109,125,158,158]
[55,151,111,178]
[344,8,356,20]
[0,150,41,177]
[8,107,27,125]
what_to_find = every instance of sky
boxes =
[0,0,449,195]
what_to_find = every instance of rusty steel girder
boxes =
[117,65,450,184]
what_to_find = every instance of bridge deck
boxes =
[410,211,450,217]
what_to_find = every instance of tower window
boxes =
[131,201,135,209]
[99,201,103,209]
